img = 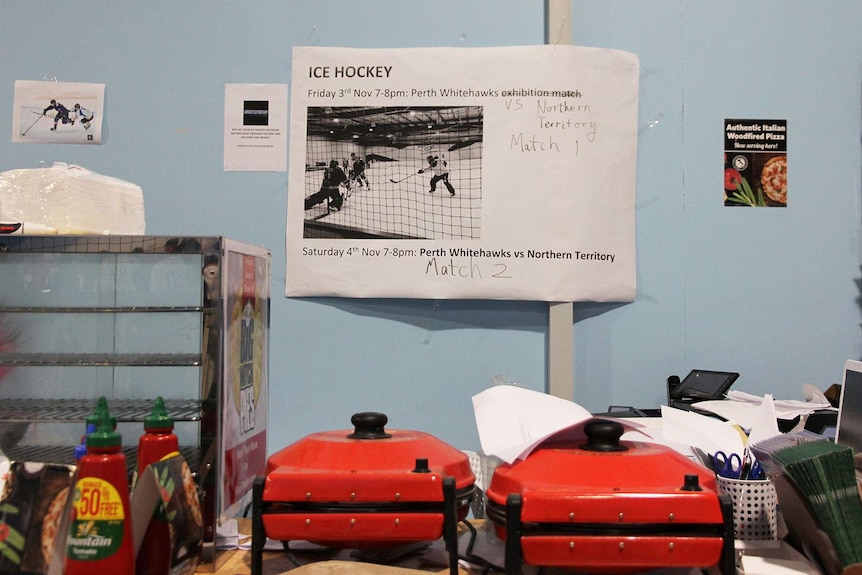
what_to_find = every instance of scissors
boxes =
[712,451,745,479]
[746,459,765,480]
[712,450,766,480]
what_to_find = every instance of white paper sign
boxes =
[286,45,639,301]
[224,83,288,171]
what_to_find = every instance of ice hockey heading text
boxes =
[309,66,393,79]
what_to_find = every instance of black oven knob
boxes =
[580,418,628,452]
[681,474,703,491]
[346,412,392,439]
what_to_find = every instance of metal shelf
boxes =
[0,352,202,367]
[0,398,203,422]
[0,235,271,572]
[0,306,206,313]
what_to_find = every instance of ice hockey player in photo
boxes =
[304,160,347,212]
[350,152,369,189]
[341,158,352,196]
[73,103,95,130]
[419,154,455,196]
[42,99,72,131]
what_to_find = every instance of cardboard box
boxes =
[131,455,203,575]
[0,461,75,575]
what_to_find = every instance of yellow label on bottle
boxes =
[67,477,126,561]
[72,477,125,521]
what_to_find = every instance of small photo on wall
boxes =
[12,80,105,144]
[724,119,787,207]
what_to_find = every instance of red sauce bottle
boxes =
[135,396,180,575]
[136,396,179,478]
[87,395,116,431]
[64,405,134,574]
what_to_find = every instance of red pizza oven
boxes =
[485,418,735,575]
[251,412,476,575]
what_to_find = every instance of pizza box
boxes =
[130,453,204,575]
[0,460,76,575]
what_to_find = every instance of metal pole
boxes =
[544,0,575,402]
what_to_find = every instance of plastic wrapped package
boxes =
[0,162,145,234]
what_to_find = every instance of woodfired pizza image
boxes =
[724,152,787,207]
[760,155,787,205]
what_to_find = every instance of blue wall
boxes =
[570,1,862,413]
[2,1,860,453]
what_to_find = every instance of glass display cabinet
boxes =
[0,235,270,571]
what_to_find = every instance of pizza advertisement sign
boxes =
[724,119,787,207]
[220,244,270,517]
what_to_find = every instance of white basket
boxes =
[716,475,778,540]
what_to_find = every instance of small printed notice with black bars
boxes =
[224,83,288,172]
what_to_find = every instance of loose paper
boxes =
[472,385,593,463]
[660,406,747,458]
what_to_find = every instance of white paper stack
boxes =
[0,162,145,234]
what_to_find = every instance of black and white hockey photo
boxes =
[302,105,483,240]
